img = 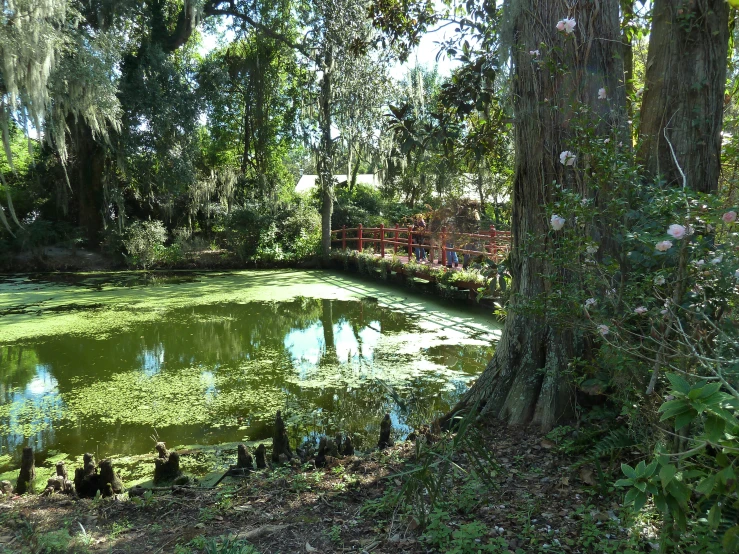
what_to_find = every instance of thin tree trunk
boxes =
[319,46,335,257]
[620,0,635,112]
[443,0,625,431]
[347,140,352,190]
[637,0,729,193]
[477,160,485,213]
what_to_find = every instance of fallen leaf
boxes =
[306,542,317,552]
[579,468,596,486]
[540,439,556,449]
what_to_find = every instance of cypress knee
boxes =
[315,437,328,468]
[0,480,13,496]
[342,436,355,456]
[255,444,267,469]
[237,444,253,470]
[271,411,292,463]
[378,413,393,449]
[16,447,35,495]
[74,454,100,498]
[98,459,123,497]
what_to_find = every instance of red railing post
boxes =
[380,223,385,258]
[394,224,399,253]
[490,225,497,261]
[441,226,447,266]
[358,224,363,252]
[428,230,433,264]
[342,225,346,250]
[407,226,413,260]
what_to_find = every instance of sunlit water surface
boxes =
[0,270,500,471]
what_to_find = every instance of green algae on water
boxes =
[0,270,501,469]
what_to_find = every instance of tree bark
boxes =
[443,0,625,431]
[637,0,729,193]
[70,119,106,245]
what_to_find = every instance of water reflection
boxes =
[1,296,496,465]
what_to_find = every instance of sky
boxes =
[199,19,461,81]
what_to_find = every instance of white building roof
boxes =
[295,174,381,194]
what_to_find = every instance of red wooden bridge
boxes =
[331,224,512,269]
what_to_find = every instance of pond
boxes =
[0,270,501,474]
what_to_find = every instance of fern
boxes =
[573,428,637,468]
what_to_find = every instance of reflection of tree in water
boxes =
[0,346,62,458]
[0,346,40,392]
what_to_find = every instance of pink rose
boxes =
[559,151,576,166]
[551,214,565,231]
[655,241,673,252]
[597,324,609,336]
[667,224,686,240]
[634,306,648,315]
[723,211,737,223]
[598,88,607,100]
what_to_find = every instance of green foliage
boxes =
[176,535,260,554]
[122,220,169,269]
[375,404,498,527]
[521,90,739,550]
[220,198,320,262]
[421,510,507,553]
[331,184,390,229]
[616,374,739,551]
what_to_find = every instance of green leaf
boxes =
[633,491,648,512]
[667,480,690,507]
[708,504,722,530]
[693,382,722,400]
[634,480,647,492]
[645,461,658,477]
[704,414,726,442]
[624,487,640,505]
[659,464,676,489]
[674,409,698,431]
[653,494,668,513]
[614,479,633,488]
[666,373,691,395]
[696,475,716,496]
[718,465,736,483]
[723,526,739,552]
[659,399,692,420]
[621,464,637,479]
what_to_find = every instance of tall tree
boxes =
[637,0,730,193]
[198,1,302,202]
[445,0,625,430]
[0,0,121,237]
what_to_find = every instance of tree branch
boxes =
[204,1,311,57]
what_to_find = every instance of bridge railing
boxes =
[330,224,511,264]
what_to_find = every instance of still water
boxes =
[0,270,500,471]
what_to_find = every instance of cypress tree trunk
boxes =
[637,0,729,192]
[445,0,625,431]
[70,120,106,245]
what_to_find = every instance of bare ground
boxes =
[0,421,648,554]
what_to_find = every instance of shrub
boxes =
[220,199,320,262]
[122,220,168,269]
